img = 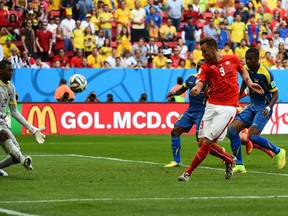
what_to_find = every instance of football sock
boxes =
[0,156,15,169]
[249,135,280,154]
[3,139,25,164]
[210,143,232,164]
[185,143,211,175]
[228,127,243,165]
[172,136,181,163]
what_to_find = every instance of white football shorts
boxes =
[198,103,237,142]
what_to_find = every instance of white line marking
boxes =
[30,154,288,177]
[0,208,38,216]
[2,195,288,204]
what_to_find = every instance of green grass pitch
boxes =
[0,134,288,215]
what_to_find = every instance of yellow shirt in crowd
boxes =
[99,12,113,29]
[87,54,104,68]
[152,56,167,68]
[114,8,131,27]
[71,28,85,49]
[235,46,249,59]
[229,21,246,43]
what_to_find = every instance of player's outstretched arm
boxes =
[239,67,264,95]
[166,86,188,98]
[9,104,46,144]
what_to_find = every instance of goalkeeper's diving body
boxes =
[0,60,46,176]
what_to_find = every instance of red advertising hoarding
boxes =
[22,103,193,134]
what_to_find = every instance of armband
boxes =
[265,106,271,112]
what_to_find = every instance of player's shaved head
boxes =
[246,47,259,58]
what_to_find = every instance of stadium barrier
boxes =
[14,68,288,103]
[10,103,288,135]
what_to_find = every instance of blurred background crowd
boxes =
[0,0,287,70]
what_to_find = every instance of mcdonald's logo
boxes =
[27,106,57,134]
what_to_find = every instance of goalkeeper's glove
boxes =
[28,126,46,144]
[0,112,11,129]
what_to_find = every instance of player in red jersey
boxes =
[178,37,264,181]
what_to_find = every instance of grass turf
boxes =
[0,134,288,215]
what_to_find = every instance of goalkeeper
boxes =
[0,60,45,177]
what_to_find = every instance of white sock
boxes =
[4,139,25,164]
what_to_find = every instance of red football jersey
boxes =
[197,55,243,106]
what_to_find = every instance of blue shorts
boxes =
[236,103,272,132]
[175,110,204,133]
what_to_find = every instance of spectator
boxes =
[52,48,69,68]
[116,26,132,57]
[258,32,269,50]
[178,59,186,69]
[170,47,183,68]
[0,27,12,45]
[90,7,100,36]
[261,51,275,68]
[278,21,288,41]
[245,14,261,47]
[71,20,85,53]
[122,49,137,68]
[176,38,188,59]
[235,39,249,59]
[99,37,112,60]
[228,13,246,50]
[203,18,218,39]
[54,60,61,68]
[54,78,75,102]
[208,0,223,14]
[160,39,172,59]
[133,49,148,68]
[282,59,288,69]
[47,16,58,44]
[115,56,124,68]
[87,47,103,68]
[221,43,233,55]
[54,16,61,26]
[192,42,202,64]
[60,1,79,21]
[106,93,113,102]
[80,13,95,34]
[31,56,50,68]
[21,19,36,57]
[0,1,8,27]
[78,0,93,21]
[103,60,111,68]
[218,22,229,49]
[221,8,234,25]
[7,47,22,68]
[60,10,76,51]
[234,2,249,23]
[185,52,196,68]
[6,14,20,40]
[146,36,158,65]
[95,29,105,49]
[271,9,281,32]
[213,10,221,27]
[244,1,256,16]
[265,38,278,59]
[85,91,100,102]
[163,58,173,68]
[278,42,288,59]
[84,26,96,56]
[145,6,162,28]
[144,19,160,41]
[53,26,65,55]
[21,50,35,68]
[270,59,285,69]
[170,77,186,102]
[152,47,167,68]
[2,37,18,59]
[70,49,84,68]
[23,10,39,32]
[13,0,26,10]
[181,16,199,52]
[132,37,147,58]
[144,0,162,16]
[160,18,177,41]
[105,48,118,67]
[131,0,146,43]
[38,3,47,21]
[35,21,53,61]
[255,41,266,59]
[165,0,184,32]
[192,0,204,18]
[114,1,131,35]
[273,0,286,19]
[273,31,284,48]
[256,6,272,24]
[99,4,113,40]
[182,4,201,24]
[82,57,92,68]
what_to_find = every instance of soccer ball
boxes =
[68,74,87,93]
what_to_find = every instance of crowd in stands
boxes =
[0,0,288,69]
